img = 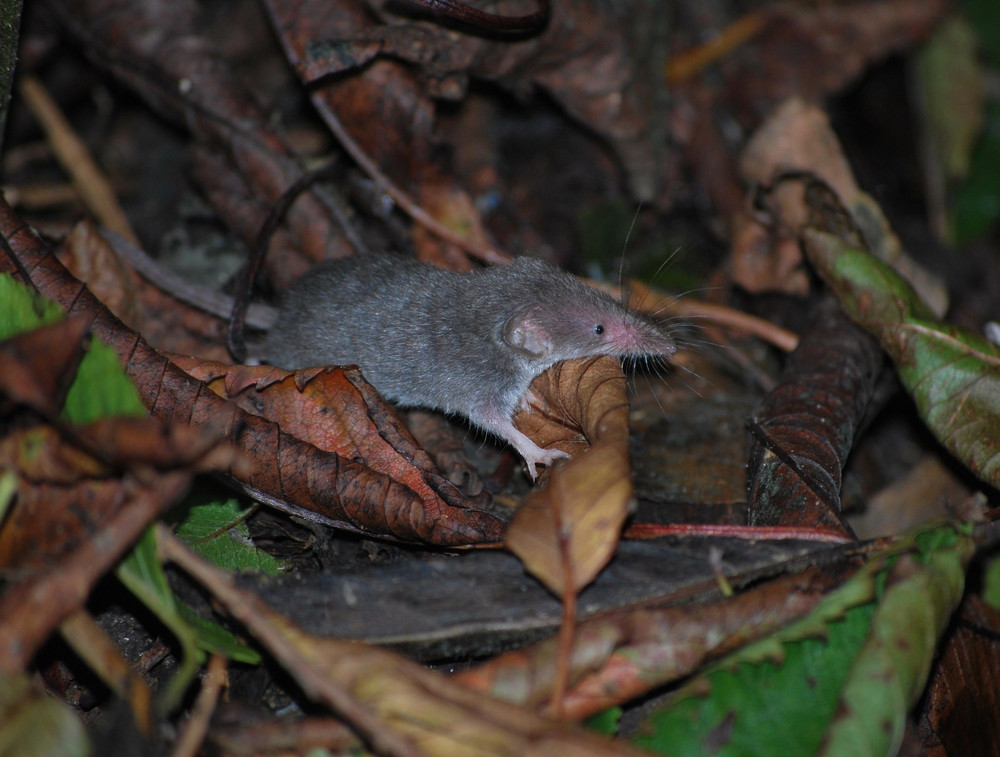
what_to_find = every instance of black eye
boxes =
[594,324,604,335]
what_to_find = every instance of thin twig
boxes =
[19,75,140,245]
[317,102,511,265]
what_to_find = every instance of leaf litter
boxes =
[1,0,998,754]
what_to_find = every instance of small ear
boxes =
[503,309,553,358]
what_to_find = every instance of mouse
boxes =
[265,252,678,478]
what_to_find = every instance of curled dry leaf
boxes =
[917,596,1000,752]
[171,357,478,520]
[736,98,948,313]
[59,220,141,331]
[62,221,235,361]
[506,356,634,596]
[746,298,881,536]
[513,355,631,460]
[456,568,834,721]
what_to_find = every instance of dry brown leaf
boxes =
[59,221,141,330]
[505,447,632,597]
[507,356,634,595]
[0,472,192,674]
[61,220,235,361]
[513,355,631,460]
[0,317,90,417]
[0,418,239,570]
[172,357,484,529]
[735,98,948,312]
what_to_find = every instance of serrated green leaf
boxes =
[172,497,284,576]
[631,524,973,757]
[0,672,90,757]
[803,230,1000,488]
[631,571,877,756]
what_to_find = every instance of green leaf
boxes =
[585,707,622,737]
[952,99,1000,242]
[802,230,1000,488]
[963,0,1000,69]
[0,274,64,338]
[116,530,205,710]
[171,496,284,576]
[0,469,16,523]
[915,16,983,182]
[0,672,90,757]
[177,603,260,665]
[982,550,1000,612]
[820,528,972,755]
[630,524,973,757]
[61,336,146,423]
[631,571,877,756]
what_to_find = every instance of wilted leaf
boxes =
[746,298,880,535]
[59,220,142,329]
[803,227,1000,488]
[506,448,631,597]
[0,313,90,416]
[917,595,1000,753]
[456,568,833,721]
[821,527,973,755]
